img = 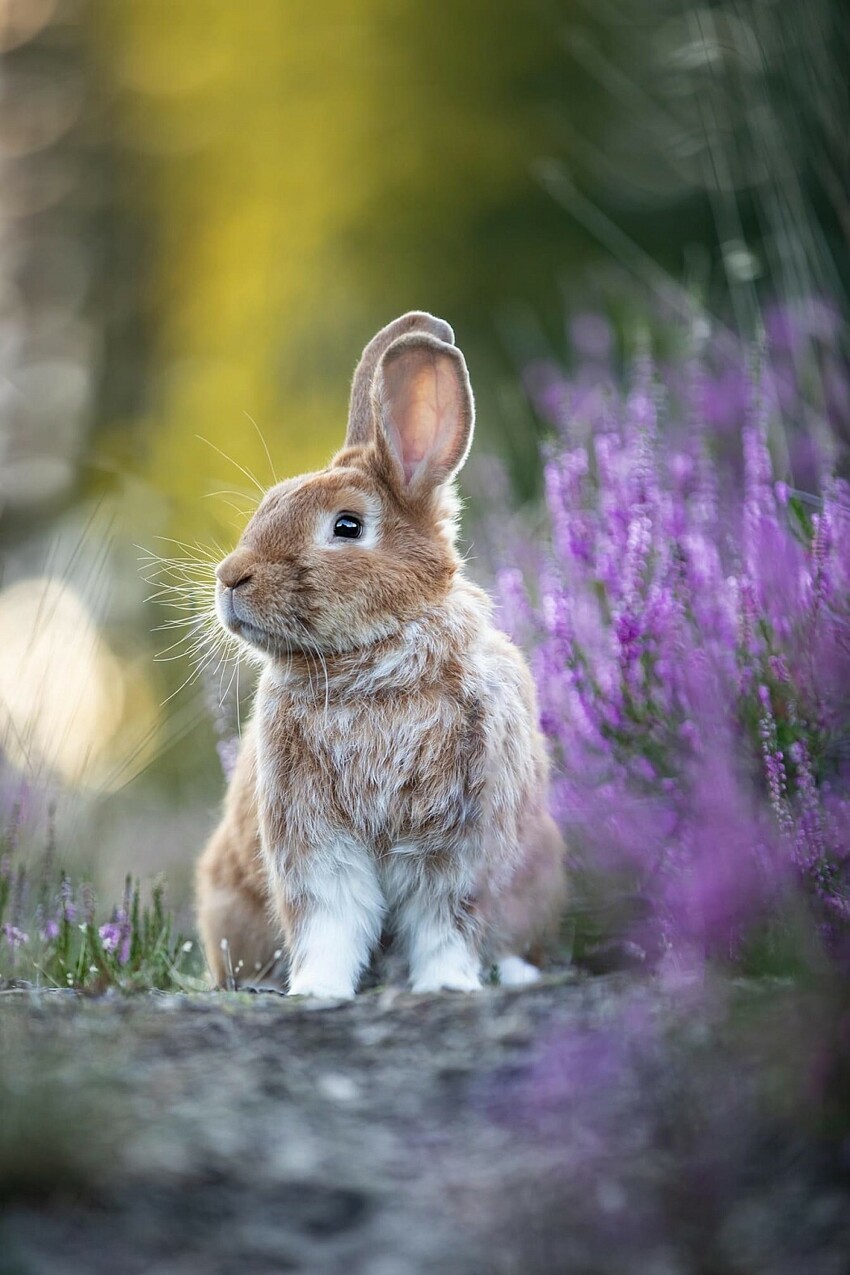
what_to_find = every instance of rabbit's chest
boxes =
[260,691,487,849]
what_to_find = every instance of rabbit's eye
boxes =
[333,513,363,540]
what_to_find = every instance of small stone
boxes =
[317,1072,359,1103]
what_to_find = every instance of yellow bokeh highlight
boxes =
[90,0,542,546]
[0,578,159,791]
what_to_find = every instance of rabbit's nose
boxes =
[216,553,254,590]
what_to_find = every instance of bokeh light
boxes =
[0,577,157,790]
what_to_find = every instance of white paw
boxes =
[288,975,355,1000]
[497,955,541,987]
[411,964,482,994]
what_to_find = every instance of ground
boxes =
[1,973,849,1275]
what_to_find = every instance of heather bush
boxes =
[0,782,197,992]
[502,307,850,971]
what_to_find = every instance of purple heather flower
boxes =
[506,310,850,960]
[496,567,535,647]
[700,364,750,433]
[3,923,29,948]
[80,881,96,927]
[59,874,76,924]
[98,921,122,953]
[99,909,131,965]
[523,360,573,431]
[35,901,61,943]
[216,738,239,784]
[809,512,834,613]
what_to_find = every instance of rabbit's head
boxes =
[215,312,475,657]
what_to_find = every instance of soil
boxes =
[1,973,849,1275]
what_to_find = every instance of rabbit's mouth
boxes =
[230,616,267,645]
[217,590,305,657]
[217,588,270,647]
[224,613,287,658]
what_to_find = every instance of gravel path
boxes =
[1,974,849,1275]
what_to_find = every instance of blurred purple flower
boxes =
[509,307,850,962]
[37,905,60,942]
[216,738,239,783]
[59,873,76,923]
[99,909,131,965]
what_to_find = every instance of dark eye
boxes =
[333,513,363,540]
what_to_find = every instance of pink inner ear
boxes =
[385,355,461,485]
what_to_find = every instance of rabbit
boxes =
[195,311,566,996]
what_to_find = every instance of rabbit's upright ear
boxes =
[346,311,454,448]
[371,332,475,497]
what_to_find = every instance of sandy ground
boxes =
[1,973,849,1275]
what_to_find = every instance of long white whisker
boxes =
[311,639,330,718]
[160,641,224,707]
[219,650,241,711]
[290,617,331,718]
[203,488,260,503]
[243,410,278,485]
[154,607,213,626]
[151,534,219,557]
[218,500,255,520]
[155,632,222,663]
[154,628,213,658]
[195,434,266,495]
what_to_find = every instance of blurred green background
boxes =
[0,0,846,908]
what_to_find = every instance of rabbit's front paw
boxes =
[288,974,356,1000]
[405,904,482,993]
[496,955,541,987]
[411,959,482,994]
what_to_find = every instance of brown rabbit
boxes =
[195,312,566,996]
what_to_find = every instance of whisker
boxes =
[243,410,279,485]
[195,434,266,495]
[138,562,216,587]
[150,601,209,618]
[217,499,255,520]
[160,638,228,707]
[149,535,220,560]
[289,617,331,717]
[219,649,241,711]
[155,643,219,667]
[153,614,214,630]
[203,488,260,503]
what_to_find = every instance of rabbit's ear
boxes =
[346,311,454,448]
[371,332,474,496]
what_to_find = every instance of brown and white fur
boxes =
[195,311,566,996]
